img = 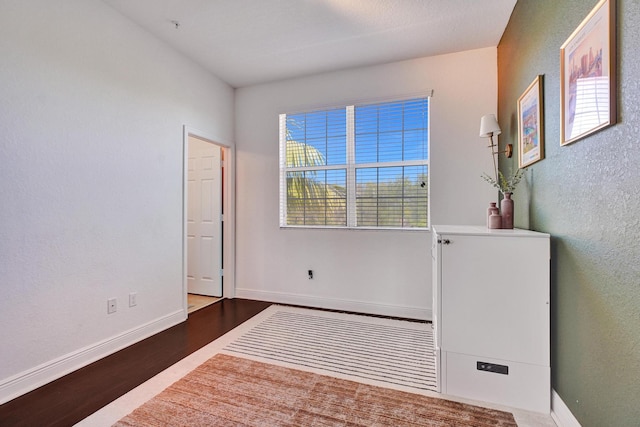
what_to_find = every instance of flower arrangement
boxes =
[482,168,526,195]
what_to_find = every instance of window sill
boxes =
[280,225,429,232]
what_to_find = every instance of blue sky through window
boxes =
[286,98,428,169]
[355,98,428,166]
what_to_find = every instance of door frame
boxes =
[182,126,236,314]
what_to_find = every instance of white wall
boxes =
[0,0,234,402]
[235,48,498,320]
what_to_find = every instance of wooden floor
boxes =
[0,298,272,427]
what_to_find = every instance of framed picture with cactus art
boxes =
[560,0,616,146]
[518,75,544,168]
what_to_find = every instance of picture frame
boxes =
[518,75,545,168]
[560,0,616,146]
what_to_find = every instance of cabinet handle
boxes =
[439,239,451,245]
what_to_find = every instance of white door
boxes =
[187,136,222,296]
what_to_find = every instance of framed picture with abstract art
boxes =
[560,0,616,146]
[518,75,544,168]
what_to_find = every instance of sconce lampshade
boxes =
[479,114,502,137]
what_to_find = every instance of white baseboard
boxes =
[551,389,582,427]
[235,288,430,321]
[0,309,186,405]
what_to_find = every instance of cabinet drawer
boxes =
[443,351,550,413]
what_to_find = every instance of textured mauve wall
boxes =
[499,1,640,425]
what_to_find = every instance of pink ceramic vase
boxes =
[487,202,499,228]
[501,192,514,229]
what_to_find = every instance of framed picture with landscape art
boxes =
[518,75,544,168]
[560,0,616,146]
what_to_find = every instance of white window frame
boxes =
[279,96,430,230]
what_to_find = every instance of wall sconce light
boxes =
[479,114,513,182]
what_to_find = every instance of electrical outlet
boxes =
[107,298,117,314]
[129,292,137,307]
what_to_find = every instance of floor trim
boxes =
[0,309,185,405]
[235,288,430,321]
[551,389,582,427]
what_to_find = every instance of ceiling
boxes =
[102,0,516,88]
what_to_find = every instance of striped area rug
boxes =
[224,306,436,392]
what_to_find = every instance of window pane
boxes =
[404,99,429,130]
[286,114,305,142]
[355,166,428,228]
[355,104,378,135]
[355,133,377,164]
[403,165,429,228]
[285,141,307,168]
[378,131,402,163]
[305,138,326,165]
[327,109,346,138]
[378,197,403,227]
[377,167,403,227]
[286,170,346,226]
[305,114,326,139]
[378,103,403,132]
[304,197,327,226]
[327,136,346,166]
[326,169,347,226]
[355,98,429,165]
[403,129,428,161]
[286,171,306,225]
[286,109,346,167]
[355,168,377,226]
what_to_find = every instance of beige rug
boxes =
[114,353,517,427]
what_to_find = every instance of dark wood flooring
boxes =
[0,298,272,427]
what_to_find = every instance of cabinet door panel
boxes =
[440,234,549,365]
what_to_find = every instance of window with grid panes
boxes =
[279,97,429,229]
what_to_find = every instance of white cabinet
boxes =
[432,225,550,413]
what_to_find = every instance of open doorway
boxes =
[187,135,222,297]
[183,127,235,315]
